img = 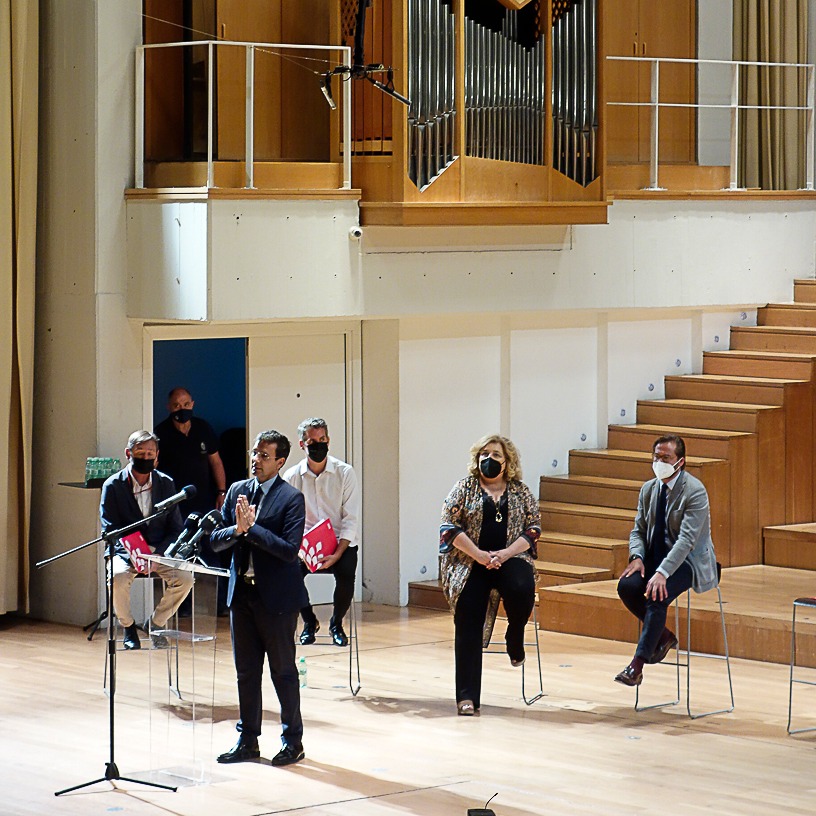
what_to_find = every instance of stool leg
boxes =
[787,601,816,735]
[686,585,734,719]
[521,602,544,706]
[348,597,361,697]
[635,598,681,712]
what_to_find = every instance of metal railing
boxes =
[135,40,352,190]
[607,56,815,191]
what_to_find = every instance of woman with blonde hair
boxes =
[439,434,540,716]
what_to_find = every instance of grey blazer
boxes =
[629,469,719,593]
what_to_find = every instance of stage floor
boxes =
[2,604,816,815]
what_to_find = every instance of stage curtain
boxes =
[0,0,38,614]
[733,0,808,189]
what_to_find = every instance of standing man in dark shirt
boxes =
[154,387,227,516]
[155,387,229,614]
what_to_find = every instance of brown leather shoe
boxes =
[614,665,643,686]
[647,633,678,665]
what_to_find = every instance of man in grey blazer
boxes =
[615,434,719,687]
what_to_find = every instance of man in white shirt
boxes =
[283,418,361,647]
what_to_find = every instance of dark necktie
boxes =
[650,483,668,556]
[238,484,263,575]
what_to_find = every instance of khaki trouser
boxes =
[110,555,194,628]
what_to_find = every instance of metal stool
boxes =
[787,597,816,735]
[484,596,544,706]
[635,579,734,719]
[304,595,361,696]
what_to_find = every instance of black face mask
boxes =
[131,457,156,475]
[479,457,502,479]
[171,408,193,424]
[307,442,329,463]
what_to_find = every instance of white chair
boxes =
[635,571,734,719]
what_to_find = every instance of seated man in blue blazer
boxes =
[100,430,193,650]
[615,434,719,687]
[211,429,307,767]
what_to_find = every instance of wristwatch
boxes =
[628,553,642,563]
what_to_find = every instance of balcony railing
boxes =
[607,56,815,192]
[135,40,353,190]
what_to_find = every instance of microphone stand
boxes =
[36,507,181,796]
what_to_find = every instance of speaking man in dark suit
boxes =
[211,429,307,766]
[614,434,719,687]
[100,430,193,650]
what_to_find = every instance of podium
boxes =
[140,554,230,787]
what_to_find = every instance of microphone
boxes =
[173,509,224,561]
[155,484,196,513]
[165,512,201,559]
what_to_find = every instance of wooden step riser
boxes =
[569,452,715,484]
[731,328,816,354]
[540,480,640,509]
[758,306,816,328]
[539,540,628,573]
[607,426,737,460]
[665,378,786,406]
[763,532,816,571]
[636,402,774,434]
[537,574,586,589]
[703,354,815,380]
[540,509,635,539]
[539,587,816,667]
[794,281,816,303]
[408,583,448,611]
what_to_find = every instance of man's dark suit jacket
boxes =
[100,468,184,560]
[210,477,308,614]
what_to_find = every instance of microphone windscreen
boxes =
[183,485,197,499]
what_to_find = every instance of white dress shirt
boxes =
[283,455,361,547]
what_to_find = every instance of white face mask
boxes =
[652,459,679,481]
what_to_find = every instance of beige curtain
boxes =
[734,0,808,190]
[0,0,37,614]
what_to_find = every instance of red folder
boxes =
[299,518,338,573]
[120,531,153,574]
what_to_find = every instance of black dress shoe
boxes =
[647,634,678,665]
[217,738,260,764]
[614,665,643,686]
[123,624,141,650]
[299,620,319,645]
[329,618,348,647]
[271,743,304,766]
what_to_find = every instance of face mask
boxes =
[131,456,155,475]
[479,457,502,479]
[652,459,679,481]
[171,408,193,423]
[307,442,329,463]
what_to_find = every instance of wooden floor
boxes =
[3,604,816,815]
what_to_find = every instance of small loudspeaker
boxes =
[467,810,496,816]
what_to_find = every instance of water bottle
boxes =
[298,656,307,688]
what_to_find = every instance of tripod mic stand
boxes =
[36,509,181,796]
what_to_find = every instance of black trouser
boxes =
[453,558,536,709]
[230,580,302,747]
[299,545,358,625]
[617,561,694,660]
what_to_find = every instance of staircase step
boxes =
[538,531,629,573]
[731,325,816,353]
[534,561,613,587]
[568,448,725,481]
[758,303,816,328]
[794,279,816,303]
[636,398,781,433]
[540,501,635,539]
[539,565,816,666]
[703,349,816,380]
[665,373,804,406]
[764,523,816,571]
[407,579,447,610]
[539,474,641,509]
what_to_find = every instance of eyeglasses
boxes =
[248,449,273,461]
